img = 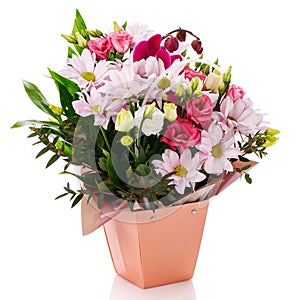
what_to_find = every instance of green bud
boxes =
[113,21,122,32]
[61,34,77,44]
[157,77,171,89]
[49,105,63,116]
[175,82,185,98]
[223,65,232,84]
[265,128,280,136]
[80,29,87,38]
[120,135,133,147]
[190,77,203,94]
[96,29,103,37]
[162,93,168,101]
[185,86,192,97]
[144,102,156,118]
[75,32,87,48]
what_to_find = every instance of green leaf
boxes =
[71,193,84,208]
[48,69,79,98]
[97,193,104,209]
[98,157,108,172]
[46,154,60,168]
[68,46,77,58]
[136,164,151,176]
[22,81,61,121]
[72,9,88,54]
[55,140,73,156]
[55,193,68,200]
[36,145,51,159]
[238,155,250,162]
[245,173,252,184]
[242,164,251,171]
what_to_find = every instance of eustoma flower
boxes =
[160,118,201,153]
[152,148,206,194]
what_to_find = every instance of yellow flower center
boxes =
[91,105,99,113]
[174,166,188,177]
[212,144,223,158]
[81,71,96,82]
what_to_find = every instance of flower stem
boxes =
[100,126,111,151]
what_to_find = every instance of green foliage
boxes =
[23,81,61,121]
[72,9,89,54]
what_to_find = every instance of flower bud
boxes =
[262,135,279,147]
[144,102,156,118]
[191,39,203,55]
[120,135,133,147]
[75,32,87,48]
[115,109,134,132]
[190,77,203,94]
[205,72,222,93]
[164,103,177,122]
[164,35,179,53]
[157,77,171,89]
[176,30,186,42]
[265,128,280,136]
[49,105,63,116]
[223,65,232,84]
[61,34,77,44]
[85,29,102,38]
[175,82,185,98]
[113,21,122,32]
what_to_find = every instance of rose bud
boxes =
[191,39,203,54]
[164,35,179,53]
[176,30,186,42]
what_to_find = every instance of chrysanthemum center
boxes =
[174,166,188,177]
[91,105,99,113]
[81,71,96,82]
[212,144,223,158]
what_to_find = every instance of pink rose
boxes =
[109,31,133,54]
[160,118,201,153]
[184,66,207,81]
[186,95,213,130]
[88,37,113,60]
[227,84,246,102]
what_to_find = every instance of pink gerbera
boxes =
[152,148,206,194]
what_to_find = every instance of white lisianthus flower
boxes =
[204,72,222,93]
[115,109,134,132]
[163,103,177,122]
[134,104,164,136]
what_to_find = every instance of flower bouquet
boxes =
[13,10,279,288]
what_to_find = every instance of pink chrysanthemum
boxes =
[196,123,241,174]
[72,88,124,129]
[152,148,206,194]
[60,49,108,91]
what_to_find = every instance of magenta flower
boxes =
[133,34,171,69]
[152,148,206,194]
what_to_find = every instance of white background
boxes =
[1,0,299,299]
